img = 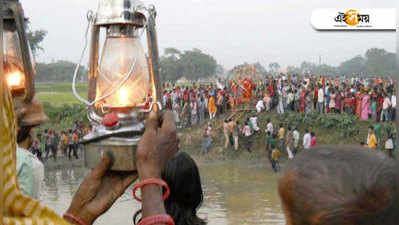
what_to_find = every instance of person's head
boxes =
[135,152,205,225]
[267,119,271,123]
[278,146,399,225]
[17,125,34,147]
[368,126,374,134]
[280,123,283,128]
[305,129,309,134]
[311,132,315,137]
[288,126,291,131]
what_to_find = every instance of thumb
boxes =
[145,103,160,131]
[91,151,113,179]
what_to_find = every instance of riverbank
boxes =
[178,110,394,158]
[42,109,395,170]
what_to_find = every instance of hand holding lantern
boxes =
[73,0,162,171]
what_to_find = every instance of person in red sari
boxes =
[300,89,306,113]
[231,80,239,98]
[377,93,384,122]
[242,78,253,103]
[355,91,362,118]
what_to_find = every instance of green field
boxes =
[36,82,87,106]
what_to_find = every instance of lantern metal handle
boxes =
[72,11,138,107]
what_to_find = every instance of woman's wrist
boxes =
[137,161,162,180]
[141,184,166,218]
[65,207,95,225]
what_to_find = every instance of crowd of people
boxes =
[162,74,396,125]
[29,121,91,162]
[161,74,396,167]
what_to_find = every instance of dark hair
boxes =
[134,152,205,225]
[279,146,399,225]
[311,132,315,137]
[17,126,33,143]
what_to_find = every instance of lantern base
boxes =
[84,137,139,171]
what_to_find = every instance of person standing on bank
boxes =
[303,129,311,150]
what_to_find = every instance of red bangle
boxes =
[133,178,170,202]
[138,214,175,225]
[63,213,88,225]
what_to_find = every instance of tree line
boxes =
[286,48,395,77]
[27,26,394,82]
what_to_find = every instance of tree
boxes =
[35,60,88,82]
[364,48,395,77]
[25,22,47,56]
[339,55,366,76]
[286,48,395,77]
[160,48,217,82]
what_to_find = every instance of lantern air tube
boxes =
[72,12,138,107]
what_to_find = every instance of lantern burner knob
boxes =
[102,112,120,128]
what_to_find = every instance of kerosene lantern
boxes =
[73,0,162,171]
[3,0,35,102]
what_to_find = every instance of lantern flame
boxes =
[118,87,130,106]
[6,71,23,88]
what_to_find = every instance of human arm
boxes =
[65,109,178,225]
[135,109,178,223]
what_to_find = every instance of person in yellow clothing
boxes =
[278,123,285,150]
[60,131,70,156]
[367,126,378,149]
[208,94,217,119]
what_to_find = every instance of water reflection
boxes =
[41,160,284,225]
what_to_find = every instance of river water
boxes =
[41,160,285,225]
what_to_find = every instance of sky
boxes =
[20,0,396,70]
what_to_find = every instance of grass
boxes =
[179,109,394,160]
[36,82,87,106]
